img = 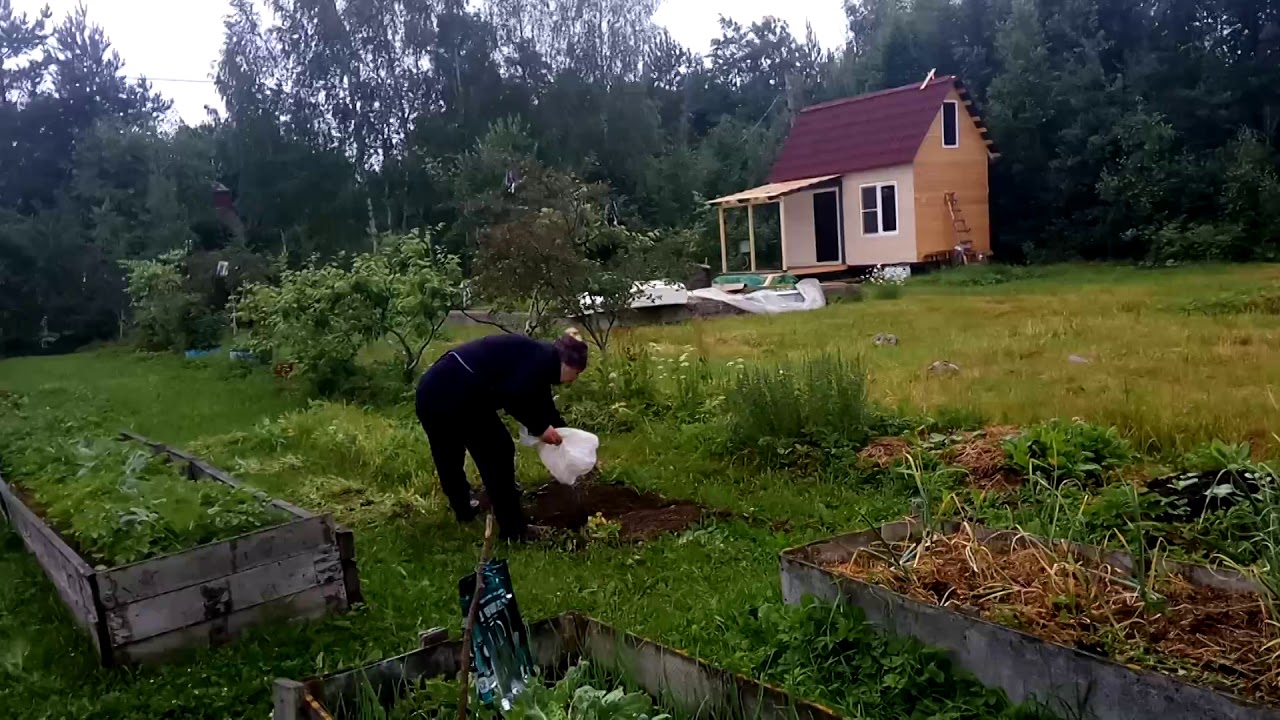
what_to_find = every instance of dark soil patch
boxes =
[483,483,704,542]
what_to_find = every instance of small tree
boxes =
[237,233,462,393]
[470,208,593,337]
[356,234,463,382]
[572,225,687,355]
[120,251,224,352]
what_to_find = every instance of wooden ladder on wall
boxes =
[944,192,976,264]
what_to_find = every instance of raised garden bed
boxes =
[272,612,840,719]
[781,520,1279,720]
[0,431,362,665]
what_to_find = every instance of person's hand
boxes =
[540,427,563,446]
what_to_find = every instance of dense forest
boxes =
[2,0,1280,356]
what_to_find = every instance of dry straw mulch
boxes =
[942,426,1023,491]
[858,437,913,468]
[833,523,1279,704]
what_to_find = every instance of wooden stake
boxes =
[458,514,496,720]
[748,204,758,272]
[717,205,728,274]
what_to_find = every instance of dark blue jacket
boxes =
[420,334,566,433]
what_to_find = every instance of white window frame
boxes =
[942,100,960,149]
[859,182,900,237]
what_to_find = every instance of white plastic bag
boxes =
[518,427,599,486]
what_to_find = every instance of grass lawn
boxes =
[1,263,1278,719]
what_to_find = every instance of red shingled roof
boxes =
[768,76,958,184]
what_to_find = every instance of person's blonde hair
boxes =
[554,329,589,370]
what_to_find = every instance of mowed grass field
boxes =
[635,264,1280,454]
[1,263,1278,718]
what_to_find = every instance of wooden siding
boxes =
[911,89,992,260]
[841,165,917,266]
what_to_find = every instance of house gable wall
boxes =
[912,88,992,260]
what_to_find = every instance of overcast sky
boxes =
[13,0,848,124]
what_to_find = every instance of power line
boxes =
[126,76,217,84]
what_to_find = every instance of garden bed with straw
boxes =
[781,520,1280,720]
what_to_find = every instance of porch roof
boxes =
[706,174,840,208]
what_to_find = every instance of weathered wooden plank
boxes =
[230,548,343,609]
[100,540,234,609]
[0,474,99,634]
[106,548,341,645]
[233,515,332,569]
[115,580,347,665]
[101,515,331,607]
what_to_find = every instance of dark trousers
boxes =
[415,357,527,539]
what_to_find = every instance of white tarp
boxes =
[688,278,827,315]
[577,280,689,314]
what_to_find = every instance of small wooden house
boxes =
[709,75,999,274]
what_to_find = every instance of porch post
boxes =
[779,198,788,271]
[718,205,728,274]
[747,203,758,272]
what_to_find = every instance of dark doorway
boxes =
[813,190,841,264]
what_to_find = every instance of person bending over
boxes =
[415,330,588,541]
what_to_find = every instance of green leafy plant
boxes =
[360,662,670,720]
[3,436,287,566]
[237,232,462,392]
[721,601,1050,719]
[1183,440,1255,474]
[120,251,224,352]
[1003,419,1133,486]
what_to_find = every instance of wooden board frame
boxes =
[0,433,362,665]
[272,613,843,720]
[780,521,1276,720]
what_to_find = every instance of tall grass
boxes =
[722,353,878,467]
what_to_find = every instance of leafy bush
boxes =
[561,343,730,434]
[721,353,877,470]
[1146,221,1247,264]
[2,435,286,566]
[1179,287,1280,317]
[237,233,461,394]
[121,251,225,351]
[720,601,1049,719]
[1003,419,1133,485]
[1183,439,1256,474]
[914,264,1049,287]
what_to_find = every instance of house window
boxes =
[942,100,959,148]
[860,183,898,235]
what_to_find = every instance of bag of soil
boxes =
[458,559,536,709]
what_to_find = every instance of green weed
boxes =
[1003,419,1133,486]
[720,353,878,471]
[719,601,1053,719]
